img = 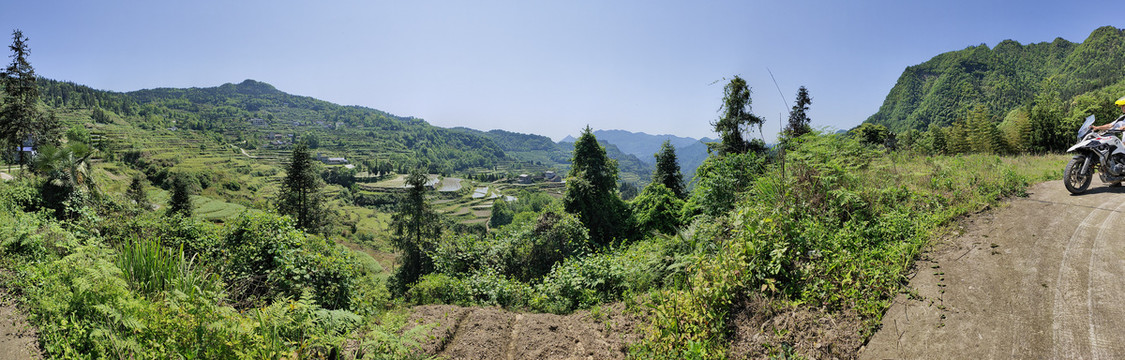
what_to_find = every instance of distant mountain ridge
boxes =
[454,127,655,185]
[865,26,1125,132]
[562,129,713,180]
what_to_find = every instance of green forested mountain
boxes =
[866,26,1125,132]
[451,127,571,166]
[39,78,510,174]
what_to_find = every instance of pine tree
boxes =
[278,142,326,233]
[127,173,149,209]
[652,140,686,199]
[166,176,193,218]
[1,29,49,172]
[784,86,813,138]
[564,126,632,246]
[390,168,441,293]
[711,76,766,155]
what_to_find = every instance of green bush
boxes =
[0,211,77,261]
[532,253,626,313]
[0,178,41,212]
[430,210,590,283]
[220,213,362,310]
[681,151,768,220]
[408,270,532,308]
[18,242,361,358]
[631,183,685,235]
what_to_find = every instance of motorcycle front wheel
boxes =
[1065,155,1092,194]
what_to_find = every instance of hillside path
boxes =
[0,273,40,359]
[861,180,1125,359]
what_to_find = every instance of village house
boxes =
[13,137,35,163]
[249,118,267,126]
[518,174,532,184]
[316,152,348,165]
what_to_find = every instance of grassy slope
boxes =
[635,135,1068,358]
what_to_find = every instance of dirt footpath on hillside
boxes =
[862,180,1125,359]
[405,304,642,360]
[0,283,40,359]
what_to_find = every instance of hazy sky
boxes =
[3,1,1122,141]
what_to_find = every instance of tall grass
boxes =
[116,236,217,298]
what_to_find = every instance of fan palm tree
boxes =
[32,142,94,217]
[33,142,93,190]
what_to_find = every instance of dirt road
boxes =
[862,180,1125,359]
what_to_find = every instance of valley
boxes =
[3,18,1125,360]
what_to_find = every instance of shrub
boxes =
[631,183,685,235]
[532,253,627,314]
[430,210,590,282]
[0,178,41,212]
[220,213,362,310]
[0,211,77,261]
[681,151,768,220]
[408,270,532,308]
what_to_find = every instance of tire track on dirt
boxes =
[861,181,1125,359]
[1051,196,1120,359]
[1087,199,1125,358]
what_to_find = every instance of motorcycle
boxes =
[1064,115,1125,194]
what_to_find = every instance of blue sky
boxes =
[3,1,1123,141]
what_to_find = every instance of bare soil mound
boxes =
[728,297,865,359]
[861,180,1125,359]
[406,304,642,360]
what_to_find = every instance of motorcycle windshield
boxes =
[1078,115,1096,140]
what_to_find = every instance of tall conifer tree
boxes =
[166,176,193,218]
[652,140,685,199]
[1,29,52,172]
[390,168,441,293]
[278,142,326,233]
[564,126,631,245]
[127,173,149,209]
[785,86,813,138]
